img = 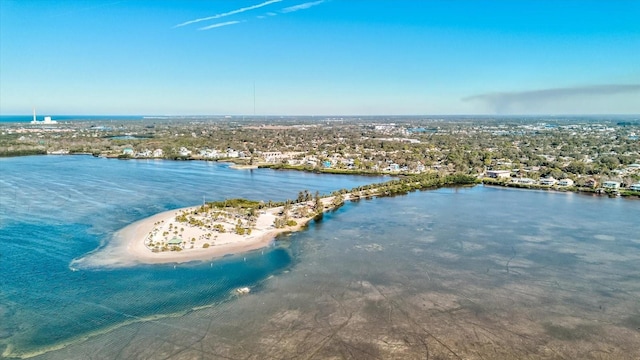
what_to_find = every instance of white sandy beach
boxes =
[118,206,301,264]
[106,200,334,266]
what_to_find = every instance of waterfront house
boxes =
[153,149,164,158]
[199,149,221,159]
[388,163,400,172]
[136,149,151,158]
[539,177,557,186]
[226,149,239,158]
[287,159,303,166]
[558,179,574,187]
[262,151,284,163]
[122,147,134,156]
[584,179,598,188]
[511,178,536,185]
[178,147,191,157]
[602,181,620,190]
[630,183,640,191]
[486,170,511,179]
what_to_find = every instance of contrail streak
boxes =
[174,0,282,28]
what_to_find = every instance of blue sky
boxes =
[1,0,638,115]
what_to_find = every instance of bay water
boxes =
[1,156,638,359]
[0,156,381,358]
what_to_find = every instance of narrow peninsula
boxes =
[94,173,478,266]
[124,195,330,264]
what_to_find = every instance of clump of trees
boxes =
[235,219,251,235]
[207,198,263,209]
[314,191,323,213]
[273,217,286,228]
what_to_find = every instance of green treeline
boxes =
[259,163,379,176]
[335,172,479,199]
[0,149,47,157]
[206,198,264,209]
[482,177,639,198]
[205,172,479,211]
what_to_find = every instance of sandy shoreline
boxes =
[229,164,259,170]
[69,190,358,269]
[73,200,328,268]
[127,208,311,264]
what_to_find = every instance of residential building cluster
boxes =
[1,116,638,190]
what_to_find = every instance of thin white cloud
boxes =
[257,11,278,19]
[199,21,243,31]
[281,0,325,13]
[175,0,282,28]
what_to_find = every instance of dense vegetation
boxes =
[207,198,264,209]
[198,172,480,216]
[334,172,479,198]
[0,149,46,157]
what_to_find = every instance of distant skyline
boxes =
[1,0,639,116]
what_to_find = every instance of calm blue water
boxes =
[1,156,639,359]
[0,156,383,358]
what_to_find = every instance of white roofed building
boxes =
[558,179,574,187]
[540,177,557,186]
[602,181,620,189]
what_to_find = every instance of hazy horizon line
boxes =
[2,113,639,118]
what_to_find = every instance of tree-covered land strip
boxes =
[201,172,480,213]
[338,173,479,198]
[259,163,381,176]
[482,177,640,198]
[0,149,47,157]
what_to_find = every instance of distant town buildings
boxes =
[2,115,639,196]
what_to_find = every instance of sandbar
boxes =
[122,204,310,264]
[69,182,385,268]
[73,194,352,269]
